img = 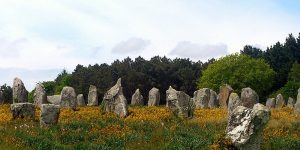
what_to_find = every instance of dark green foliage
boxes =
[240,45,264,59]
[0,84,12,103]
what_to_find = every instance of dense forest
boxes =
[1,33,300,104]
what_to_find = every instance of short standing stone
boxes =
[47,95,61,105]
[193,88,210,108]
[60,87,77,110]
[227,93,241,115]
[77,94,86,106]
[131,89,144,106]
[275,94,285,108]
[0,91,3,104]
[13,77,28,103]
[226,103,270,150]
[87,85,98,106]
[33,83,47,107]
[10,103,35,120]
[287,97,295,108]
[40,104,60,127]
[266,98,276,109]
[208,90,218,108]
[240,87,259,108]
[218,84,233,108]
[148,87,160,106]
[102,78,128,117]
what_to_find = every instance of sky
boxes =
[0,0,300,90]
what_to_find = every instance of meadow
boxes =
[0,105,300,150]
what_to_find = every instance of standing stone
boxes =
[10,103,35,120]
[13,77,28,103]
[102,78,128,117]
[0,91,3,104]
[60,87,77,110]
[208,90,218,108]
[148,87,160,106]
[40,104,60,127]
[275,94,285,108]
[227,93,241,115]
[77,94,86,106]
[218,84,233,108]
[193,88,210,108]
[241,87,259,108]
[297,88,300,103]
[87,85,98,106]
[33,83,47,107]
[266,98,276,109]
[47,95,61,105]
[166,86,194,118]
[131,89,144,106]
[287,97,295,108]
[295,89,300,115]
[226,103,270,150]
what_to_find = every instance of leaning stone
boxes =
[77,94,86,106]
[226,103,270,150]
[266,98,276,109]
[208,90,218,108]
[218,84,233,108]
[166,86,194,118]
[10,103,35,120]
[227,93,241,115]
[240,87,259,108]
[47,95,61,105]
[33,83,47,107]
[102,78,128,117]
[275,94,285,108]
[148,87,160,106]
[131,89,144,106]
[287,97,295,108]
[193,88,210,108]
[40,104,60,127]
[60,86,77,110]
[87,85,98,106]
[13,77,28,103]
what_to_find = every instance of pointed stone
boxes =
[148,87,160,106]
[131,89,144,106]
[266,98,275,109]
[218,84,233,108]
[87,85,98,106]
[241,87,259,108]
[33,83,47,107]
[13,77,28,103]
[275,94,285,108]
[287,97,295,108]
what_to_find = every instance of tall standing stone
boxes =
[287,97,295,108]
[295,88,300,115]
[227,93,241,115]
[102,78,128,117]
[193,88,210,108]
[47,95,61,105]
[208,90,218,108]
[33,83,47,107]
[60,86,77,110]
[131,89,144,106]
[13,77,28,103]
[40,104,60,127]
[226,103,270,150]
[10,103,35,120]
[87,85,98,106]
[266,98,276,109]
[275,94,285,108]
[218,84,233,108]
[148,87,160,106]
[240,87,259,108]
[77,94,86,106]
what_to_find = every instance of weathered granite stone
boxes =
[228,93,241,115]
[193,88,210,108]
[166,86,194,118]
[226,103,270,150]
[33,83,47,107]
[77,94,86,106]
[87,85,98,106]
[60,87,77,110]
[148,87,160,106]
[275,94,285,108]
[131,89,144,106]
[241,87,259,108]
[102,78,128,117]
[287,97,295,108]
[218,84,233,108]
[208,90,218,108]
[47,95,61,105]
[266,98,276,109]
[40,104,60,127]
[13,77,28,103]
[10,103,35,120]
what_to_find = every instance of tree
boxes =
[0,84,13,103]
[240,45,264,59]
[198,54,275,100]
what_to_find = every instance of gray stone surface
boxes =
[87,85,98,106]
[77,94,86,106]
[228,93,241,115]
[226,103,270,150]
[275,94,285,108]
[287,97,295,108]
[40,104,60,127]
[10,103,35,120]
[47,95,61,105]
[295,102,300,115]
[60,86,77,110]
[208,90,218,108]
[131,89,144,106]
[33,83,47,107]
[166,86,194,118]
[218,84,233,108]
[266,98,276,109]
[102,78,128,117]
[240,87,259,108]
[13,77,28,103]
[148,87,160,106]
[193,88,210,108]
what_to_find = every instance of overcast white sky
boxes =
[0,0,300,90]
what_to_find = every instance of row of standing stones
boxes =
[3,77,300,149]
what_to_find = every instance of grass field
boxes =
[0,104,300,150]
